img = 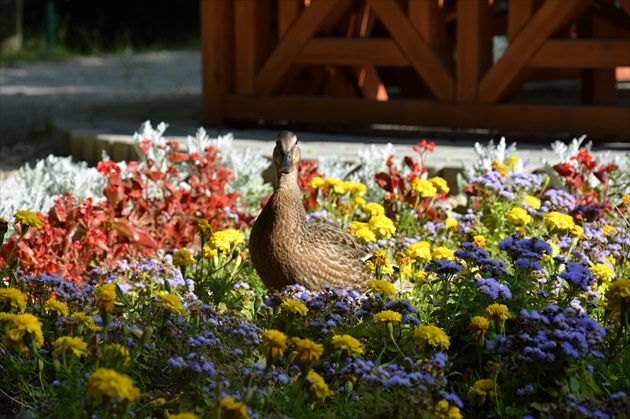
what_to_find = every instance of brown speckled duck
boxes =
[249,131,373,292]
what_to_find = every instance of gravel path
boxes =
[0,50,201,179]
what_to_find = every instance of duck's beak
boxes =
[280,151,292,174]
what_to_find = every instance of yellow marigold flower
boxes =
[308,176,325,189]
[354,196,366,206]
[402,265,413,278]
[372,249,395,275]
[69,313,102,332]
[363,202,385,217]
[281,299,308,316]
[2,313,44,355]
[331,334,364,357]
[374,310,402,325]
[87,368,140,402]
[426,399,463,419]
[406,241,432,263]
[523,194,541,210]
[492,160,508,176]
[348,220,368,232]
[468,316,490,341]
[486,304,510,329]
[196,218,213,238]
[415,270,428,284]
[368,214,396,238]
[14,210,42,229]
[544,212,575,234]
[468,378,501,406]
[590,263,615,282]
[294,371,332,403]
[333,181,350,195]
[45,300,69,317]
[346,181,367,196]
[472,235,486,249]
[169,414,198,419]
[202,245,218,258]
[571,224,584,239]
[412,178,437,198]
[172,249,196,268]
[430,176,450,195]
[155,293,186,316]
[542,240,560,262]
[507,156,518,168]
[368,279,397,296]
[413,325,450,350]
[432,246,455,261]
[219,229,246,246]
[0,312,17,323]
[52,336,88,358]
[354,228,376,243]
[104,343,131,366]
[95,283,117,314]
[506,207,531,226]
[603,225,616,236]
[295,338,324,366]
[208,233,231,255]
[213,397,249,419]
[444,218,458,231]
[622,194,630,206]
[0,288,26,313]
[262,329,287,360]
[605,278,630,310]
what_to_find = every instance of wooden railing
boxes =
[200,0,630,137]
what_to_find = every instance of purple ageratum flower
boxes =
[560,262,594,292]
[476,277,512,300]
[540,188,577,213]
[426,260,465,276]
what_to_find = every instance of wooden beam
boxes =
[278,0,303,38]
[367,0,454,100]
[234,0,256,94]
[456,0,494,101]
[295,39,408,66]
[530,40,630,68]
[508,0,540,39]
[408,0,453,71]
[224,95,630,136]
[619,0,630,16]
[255,0,352,94]
[480,0,591,102]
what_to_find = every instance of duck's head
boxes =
[273,130,301,175]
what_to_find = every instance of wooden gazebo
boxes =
[200,0,630,137]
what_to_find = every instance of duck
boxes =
[249,130,373,292]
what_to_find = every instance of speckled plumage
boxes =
[249,131,372,292]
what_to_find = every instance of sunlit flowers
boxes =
[444,218,458,231]
[294,338,324,366]
[468,316,490,341]
[44,299,69,317]
[468,378,501,406]
[95,283,117,314]
[14,209,42,229]
[492,160,508,176]
[544,211,575,234]
[155,292,186,316]
[427,400,462,419]
[432,246,455,261]
[411,178,437,198]
[205,229,245,256]
[523,194,541,210]
[172,249,196,268]
[87,368,140,402]
[506,207,531,226]
[485,303,510,330]
[370,249,395,275]
[353,227,376,243]
[368,279,397,297]
[413,325,450,350]
[406,241,432,263]
[2,313,44,355]
[362,202,385,216]
[213,397,249,419]
[589,263,615,283]
[281,298,308,316]
[368,214,396,238]
[430,176,450,195]
[262,329,287,360]
[308,176,325,189]
[69,312,102,332]
[52,336,88,358]
[0,288,26,313]
[374,310,402,325]
[294,370,332,403]
[331,334,365,357]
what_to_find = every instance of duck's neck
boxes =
[271,171,307,234]
[276,171,302,198]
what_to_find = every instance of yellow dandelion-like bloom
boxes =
[172,249,196,268]
[411,178,437,198]
[571,224,584,239]
[45,300,69,317]
[354,228,376,243]
[415,270,428,284]
[365,260,376,273]
[69,313,102,332]
[104,343,131,366]
[542,240,560,262]
[472,235,486,249]
[52,336,88,358]
[406,241,432,264]
[2,313,44,355]
[87,368,140,402]
[331,334,364,357]
[348,220,368,232]
[506,207,531,226]
[468,316,490,341]
[605,278,630,311]
[262,329,287,360]
[468,378,501,406]
[219,229,246,246]
[213,397,249,419]
[523,194,541,210]
[622,194,630,206]
[603,225,617,236]
[346,181,367,196]
[507,156,518,168]
[444,218,458,231]
[169,414,199,419]
[402,265,413,278]
[295,338,324,366]
[0,312,17,323]
[544,212,575,235]
[155,292,186,316]
[426,399,463,419]
[372,249,395,275]
[492,160,508,176]
[590,263,615,283]
[368,214,396,238]
[14,210,42,229]
[363,202,385,217]
[354,196,367,206]
[308,176,325,189]
[486,304,510,329]
[413,325,450,350]
[95,283,117,314]
[294,371,332,403]
[333,181,350,195]
[430,176,450,195]
[281,299,308,316]
[432,246,455,261]
[208,233,231,255]
[0,288,26,313]
[374,310,402,325]
[368,279,397,296]
[202,245,218,258]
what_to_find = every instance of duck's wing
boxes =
[308,223,368,252]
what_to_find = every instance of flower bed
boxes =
[1,126,629,418]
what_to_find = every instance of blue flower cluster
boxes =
[475,277,512,300]
[540,189,577,213]
[498,235,552,271]
[454,242,508,276]
[425,260,464,276]
[356,295,421,325]
[534,391,629,419]
[559,262,595,292]
[27,273,95,310]
[168,352,216,378]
